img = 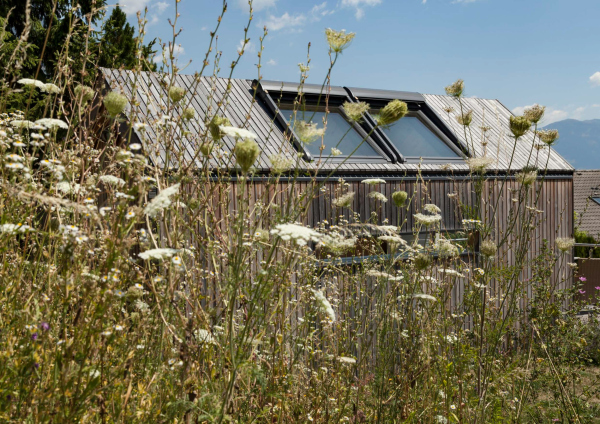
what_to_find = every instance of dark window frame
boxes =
[255,80,469,164]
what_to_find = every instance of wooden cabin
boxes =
[99,69,574,288]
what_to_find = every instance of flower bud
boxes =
[208,115,231,140]
[392,190,408,207]
[168,86,186,103]
[234,138,260,173]
[199,142,213,156]
[457,110,473,126]
[377,100,408,126]
[509,116,531,138]
[103,92,128,117]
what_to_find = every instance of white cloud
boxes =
[236,0,277,11]
[262,3,333,32]
[201,26,207,31]
[592,104,600,108]
[590,72,600,87]
[119,0,152,15]
[341,0,382,19]
[154,1,168,13]
[512,104,570,125]
[237,39,256,54]
[452,0,479,3]
[153,44,185,64]
[263,12,307,31]
[266,59,277,66]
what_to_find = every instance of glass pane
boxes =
[381,116,459,158]
[592,197,600,206]
[280,107,380,157]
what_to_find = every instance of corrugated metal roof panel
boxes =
[100,69,574,174]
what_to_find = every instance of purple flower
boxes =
[31,333,38,341]
[595,287,600,290]
[40,322,50,332]
[34,363,39,369]
[580,276,587,282]
[579,290,586,294]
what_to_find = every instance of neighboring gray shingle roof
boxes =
[574,170,600,237]
[101,68,573,174]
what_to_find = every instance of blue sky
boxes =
[117,0,600,125]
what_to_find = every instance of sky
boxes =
[115,0,600,126]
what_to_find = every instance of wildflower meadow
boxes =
[1,1,600,423]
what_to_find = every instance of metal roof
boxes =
[101,68,574,174]
[574,170,600,237]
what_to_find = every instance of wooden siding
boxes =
[189,176,573,305]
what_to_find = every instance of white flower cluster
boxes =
[138,248,179,260]
[361,178,386,185]
[270,223,323,246]
[143,183,180,218]
[98,175,126,188]
[0,223,34,234]
[414,213,442,226]
[423,204,441,214]
[312,289,335,322]
[218,126,258,140]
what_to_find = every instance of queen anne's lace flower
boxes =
[194,329,216,345]
[270,223,323,246]
[293,121,324,144]
[17,78,46,90]
[414,213,442,226]
[312,289,335,322]
[555,237,575,252]
[218,126,258,140]
[332,192,355,208]
[99,175,126,187]
[424,204,441,214]
[318,232,356,255]
[325,28,355,52]
[35,119,68,130]
[337,356,356,364]
[138,248,179,260]
[143,183,180,218]
[361,178,386,185]
[466,156,495,173]
[368,191,388,202]
[412,293,437,302]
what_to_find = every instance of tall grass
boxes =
[0,2,598,423]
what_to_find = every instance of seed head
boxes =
[74,85,95,104]
[343,101,369,122]
[168,86,186,103]
[103,92,128,117]
[182,107,195,120]
[445,79,464,97]
[325,28,355,53]
[377,100,408,126]
[537,129,559,146]
[516,169,537,185]
[392,190,408,207]
[509,116,531,138]
[555,237,575,252]
[457,110,473,126]
[269,153,294,174]
[480,240,497,257]
[208,115,231,140]
[523,104,545,124]
[414,253,432,271]
[234,138,260,173]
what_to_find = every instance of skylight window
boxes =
[380,114,460,158]
[279,106,382,159]
[592,197,600,206]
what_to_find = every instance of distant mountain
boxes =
[542,119,600,170]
